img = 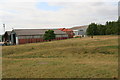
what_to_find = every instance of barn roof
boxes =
[58,28,65,31]
[12,29,67,36]
[58,28,73,31]
[70,26,88,30]
[62,29,72,31]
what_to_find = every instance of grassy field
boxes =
[2,35,118,78]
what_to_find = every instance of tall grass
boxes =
[2,35,118,78]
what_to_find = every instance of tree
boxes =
[105,21,117,35]
[86,23,98,38]
[43,30,56,41]
[97,24,106,35]
[87,19,119,36]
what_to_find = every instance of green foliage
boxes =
[43,30,56,41]
[105,21,119,35]
[87,20,119,35]
[87,23,98,36]
[97,24,106,35]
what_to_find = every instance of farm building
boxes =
[58,28,74,38]
[3,29,70,45]
[70,26,88,37]
[3,31,11,42]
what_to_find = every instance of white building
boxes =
[70,26,88,37]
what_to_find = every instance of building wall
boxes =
[10,32,17,45]
[73,30,79,35]
[18,38,44,44]
[0,35,2,42]
[65,31,74,38]
[18,34,68,44]
[73,27,87,36]
[18,35,44,44]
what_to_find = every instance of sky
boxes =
[0,0,119,34]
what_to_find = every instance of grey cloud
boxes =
[0,1,118,34]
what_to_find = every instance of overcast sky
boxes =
[0,0,119,34]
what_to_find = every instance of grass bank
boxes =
[2,35,118,78]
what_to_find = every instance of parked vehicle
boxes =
[0,42,5,46]
[0,41,11,46]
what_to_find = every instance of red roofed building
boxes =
[58,28,74,38]
[3,29,69,45]
[58,28,65,31]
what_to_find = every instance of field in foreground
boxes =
[2,35,118,78]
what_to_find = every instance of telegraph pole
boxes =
[3,24,5,33]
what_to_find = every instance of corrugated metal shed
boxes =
[13,29,67,36]
[70,26,88,30]
[70,26,88,36]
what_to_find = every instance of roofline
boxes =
[17,34,67,36]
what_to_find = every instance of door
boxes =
[13,34,16,44]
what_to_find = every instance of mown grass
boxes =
[2,35,118,78]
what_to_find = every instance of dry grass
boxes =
[2,35,118,78]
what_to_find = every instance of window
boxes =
[56,35,61,37]
[80,30,83,31]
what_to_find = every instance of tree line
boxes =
[87,17,120,36]
[44,18,120,40]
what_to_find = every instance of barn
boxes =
[70,26,88,37]
[4,29,69,45]
[58,28,74,38]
